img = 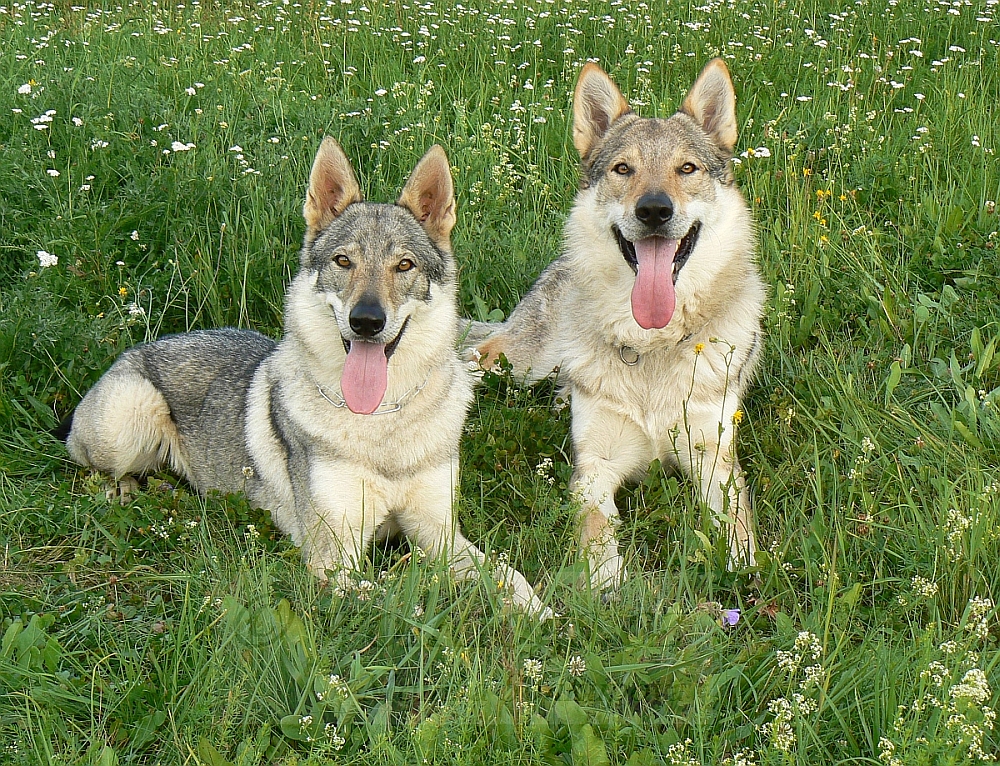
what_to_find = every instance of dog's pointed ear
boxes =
[573,63,630,161]
[398,144,456,251]
[681,58,738,153]
[303,137,363,238]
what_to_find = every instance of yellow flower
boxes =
[732,409,744,425]
[803,168,812,177]
[118,286,128,297]
[694,343,705,355]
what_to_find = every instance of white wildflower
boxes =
[911,575,939,599]
[523,658,543,683]
[37,250,58,268]
[664,739,699,766]
[966,597,993,641]
[921,660,950,687]
[760,697,796,752]
[951,668,991,706]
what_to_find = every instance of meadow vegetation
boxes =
[1,0,999,763]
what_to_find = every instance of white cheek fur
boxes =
[325,291,345,315]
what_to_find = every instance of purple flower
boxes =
[721,609,741,628]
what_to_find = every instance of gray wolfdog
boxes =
[62,139,547,616]
[473,60,766,590]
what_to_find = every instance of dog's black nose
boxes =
[349,301,386,337]
[635,193,674,226]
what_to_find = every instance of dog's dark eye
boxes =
[334,254,352,268]
[680,162,698,175]
[613,162,631,175]
[396,258,415,272]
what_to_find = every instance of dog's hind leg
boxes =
[569,389,652,592]
[66,367,184,480]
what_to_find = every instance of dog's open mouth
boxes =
[614,222,701,284]
[340,317,409,414]
[614,223,701,330]
[340,316,409,359]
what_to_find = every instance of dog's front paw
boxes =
[106,475,140,504]
[581,547,627,594]
[497,562,556,621]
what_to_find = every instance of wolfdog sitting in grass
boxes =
[472,60,766,590]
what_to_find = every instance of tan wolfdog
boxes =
[472,60,766,590]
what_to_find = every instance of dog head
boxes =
[300,138,457,413]
[573,59,739,329]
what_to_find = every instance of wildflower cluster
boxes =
[942,507,974,561]
[760,631,825,754]
[899,574,940,607]
[535,456,556,485]
[760,695,818,753]
[883,661,997,763]
[567,655,586,677]
[198,595,224,616]
[36,250,58,268]
[776,631,823,679]
[721,750,757,766]
[911,575,939,599]
[847,436,878,480]
[522,657,544,685]
[316,674,350,703]
[965,597,994,641]
[664,739,700,766]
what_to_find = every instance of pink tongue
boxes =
[631,236,679,329]
[341,341,388,414]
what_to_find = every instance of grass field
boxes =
[2,0,999,763]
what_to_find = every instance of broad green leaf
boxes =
[552,698,589,734]
[197,739,234,766]
[570,724,611,766]
[885,360,901,404]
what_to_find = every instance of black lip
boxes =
[613,222,702,283]
[614,226,638,271]
[342,316,410,360]
[671,222,701,282]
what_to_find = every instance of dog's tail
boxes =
[51,410,75,442]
